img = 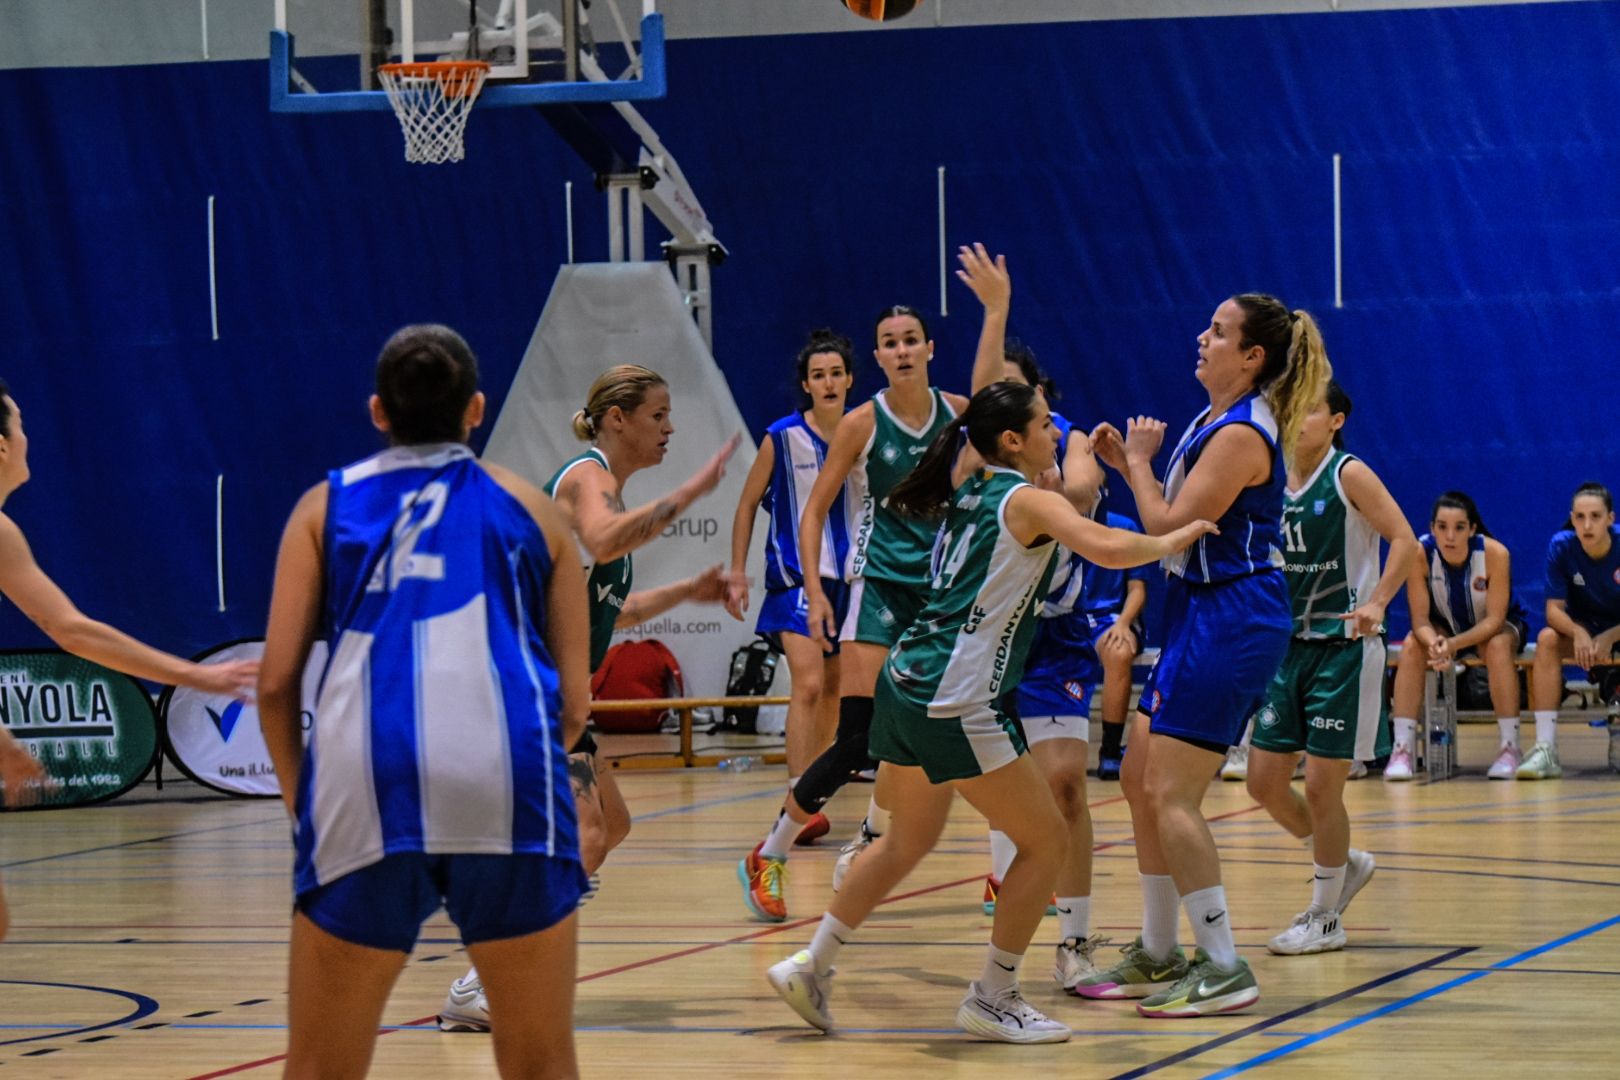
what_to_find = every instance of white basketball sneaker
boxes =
[1267,910,1347,955]
[1337,849,1376,915]
[1053,934,1110,992]
[1220,745,1249,781]
[1383,744,1416,781]
[767,950,835,1032]
[438,970,490,1032]
[831,822,877,892]
[956,981,1072,1043]
[1487,743,1522,780]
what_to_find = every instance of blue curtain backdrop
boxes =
[3,2,1616,656]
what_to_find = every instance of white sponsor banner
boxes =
[485,263,765,696]
[161,639,327,797]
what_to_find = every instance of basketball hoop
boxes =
[377,60,491,164]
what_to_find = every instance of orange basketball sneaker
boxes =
[740,843,787,922]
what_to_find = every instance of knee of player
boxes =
[1484,633,1516,665]
[1535,625,1563,654]
[791,670,826,702]
[1046,773,1086,820]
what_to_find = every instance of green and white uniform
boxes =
[843,388,958,647]
[870,467,1058,783]
[1251,449,1391,761]
[545,448,632,672]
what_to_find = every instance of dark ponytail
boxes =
[1432,490,1491,538]
[889,382,1039,520]
[1325,379,1353,450]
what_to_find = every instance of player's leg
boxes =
[468,916,580,1080]
[1502,623,1558,779]
[768,762,951,1032]
[1246,651,1310,840]
[1073,706,1187,999]
[1095,619,1136,779]
[953,750,1072,1044]
[1386,632,1427,781]
[1026,726,1110,990]
[287,857,436,1076]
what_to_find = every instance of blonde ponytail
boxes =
[1265,310,1332,464]
[1231,294,1333,465]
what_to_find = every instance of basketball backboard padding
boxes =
[268,13,665,113]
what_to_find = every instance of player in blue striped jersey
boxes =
[259,326,592,1078]
[728,330,855,915]
[1084,294,1330,1017]
[1387,491,1527,781]
[1528,482,1620,779]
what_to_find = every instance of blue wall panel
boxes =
[2,2,1616,657]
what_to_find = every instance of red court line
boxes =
[185,873,984,1078]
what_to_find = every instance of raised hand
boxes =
[955,243,1010,313]
[1124,416,1167,466]
[688,433,744,501]
[1091,422,1127,471]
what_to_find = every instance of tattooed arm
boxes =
[556,435,742,565]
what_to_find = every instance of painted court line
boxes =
[1105,946,1474,1080]
[1199,913,1620,1078]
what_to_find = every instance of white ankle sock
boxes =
[1495,719,1519,749]
[1140,873,1180,961]
[808,914,853,975]
[1056,895,1091,941]
[1534,711,1558,745]
[866,799,891,836]
[1182,885,1240,970]
[1310,863,1347,913]
[980,943,1022,997]
[759,810,800,860]
[1393,717,1418,749]
[988,829,1017,881]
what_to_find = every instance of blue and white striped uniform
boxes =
[1161,393,1286,583]
[295,443,577,898]
[761,412,851,589]
[1142,392,1291,748]
[1015,413,1104,728]
[1422,533,1527,645]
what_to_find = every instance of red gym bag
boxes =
[589,639,685,734]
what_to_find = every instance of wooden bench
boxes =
[591,695,791,770]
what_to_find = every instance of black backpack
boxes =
[722,635,781,734]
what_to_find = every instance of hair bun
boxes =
[570,408,597,442]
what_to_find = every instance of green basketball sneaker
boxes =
[1071,936,1189,999]
[1136,948,1260,1018]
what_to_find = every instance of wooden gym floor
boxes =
[2,721,1618,1078]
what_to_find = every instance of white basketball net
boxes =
[377,62,491,165]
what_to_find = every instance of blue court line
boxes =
[1104,946,1473,1080]
[629,785,785,822]
[0,981,158,1047]
[1199,914,1620,1079]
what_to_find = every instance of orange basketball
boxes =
[841,0,922,21]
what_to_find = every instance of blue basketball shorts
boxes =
[1016,615,1101,743]
[296,852,587,953]
[757,578,848,655]
[1141,571,1292,750]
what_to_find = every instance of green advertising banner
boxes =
[0,650,158,810]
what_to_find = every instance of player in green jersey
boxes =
[1242,381,1419,955]
[767,381,1213,1044]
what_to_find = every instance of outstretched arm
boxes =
[958,243,1012,395]
[0,513,256,696]
[561,434,742,564]
[1005,487,1217,569]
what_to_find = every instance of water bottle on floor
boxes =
[718,755,763,773]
